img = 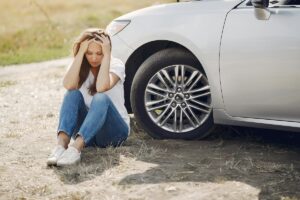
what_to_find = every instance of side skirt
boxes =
[213,109,300,132]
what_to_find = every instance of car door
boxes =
[220,0,300,122]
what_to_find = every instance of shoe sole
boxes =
[47,159,58,166]
[56,159,81,167]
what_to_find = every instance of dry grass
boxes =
[0,0,174,66]
[0,80,17,88]
[4,132,22,139]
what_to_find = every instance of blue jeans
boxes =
[57,90,129,148]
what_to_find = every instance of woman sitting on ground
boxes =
[47,28,130,166]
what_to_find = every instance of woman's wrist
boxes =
[102,51,111,58]
[78,48,86,56]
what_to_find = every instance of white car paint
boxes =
[220,3,300,123]
[111,0,242,109]
[107,0,300,132]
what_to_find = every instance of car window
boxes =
[285,0,300,4]
[246,0,300,6]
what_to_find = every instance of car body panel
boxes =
[220,5,300,123]
[214,108,300,132]
[111,35,134,62]
[111,0,242,109]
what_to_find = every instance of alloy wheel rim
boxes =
[144,64,212,133]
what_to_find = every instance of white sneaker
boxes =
[57,146,81,166]
[47,145,66,166]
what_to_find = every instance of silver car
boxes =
[106,0,300,139]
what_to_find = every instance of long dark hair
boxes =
[72,28,111,95]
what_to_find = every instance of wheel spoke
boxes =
[186,104,201,125]
[146,98,168,107]
[161,69,174,88]
[184,71,198,89]
[187,73,203,91]
[147,104,168,112]
[147,83,169,93]
[160,107,176,126]
[189,99,211,109]
[155,103,172,122]
[174,65,179,86]
[179,108,183,131]
[173,107,177,131]
[146,88,166,98]
[188,103,210,114]
[190,91,211,99]
[180,65,185,87]
[182,108,196,128]
[187,85,210,94]
[157,72,171,91]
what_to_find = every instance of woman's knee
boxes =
[91,93,110,105]
[63,90,84,105]
[65,89,82,99]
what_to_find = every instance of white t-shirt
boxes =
[78,56,130,135]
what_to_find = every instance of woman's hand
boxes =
[94,34,111,56]
[78,39,92,54]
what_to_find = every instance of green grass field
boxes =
[0,0,174,66]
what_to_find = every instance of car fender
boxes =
[114,0,242,109]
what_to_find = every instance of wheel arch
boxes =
[124,40,206,113]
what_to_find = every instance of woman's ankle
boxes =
[57,131,70,149]
[72,135,85,152]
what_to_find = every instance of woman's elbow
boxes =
[96,85,110,93]
[63,80,77,90]
[64,85,77,90]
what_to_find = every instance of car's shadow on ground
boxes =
[119,124,300,200]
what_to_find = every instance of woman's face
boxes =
[85,41,103,68]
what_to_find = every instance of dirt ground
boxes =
[0,59,299,200]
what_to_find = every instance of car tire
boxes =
[130,48,214,140]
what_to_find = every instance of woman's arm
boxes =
[63,40,90,90]
[95,56,120,92]
[95,35,120,93]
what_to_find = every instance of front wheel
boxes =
[130,48,214,140]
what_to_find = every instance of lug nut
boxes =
[177,88,182,92]
[184,94,190,98]
[169,93,174,98]
[181,103,186,107]
[172,102,177,107]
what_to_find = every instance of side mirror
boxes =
[252,0,269,8]
[251,0,271,20]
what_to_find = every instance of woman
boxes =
[47,28,130,166]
